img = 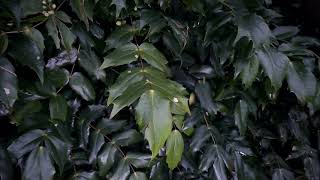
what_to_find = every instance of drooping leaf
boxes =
[236,14,274,47]
[22,146,56,180]
[70,72,96,101]
[166,130,184,170]
[287,61,317,102]
[256,47,289,90]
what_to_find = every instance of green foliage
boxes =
[0,0,320,179]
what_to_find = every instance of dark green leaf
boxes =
[44,134,69,174]
[24,27,45,53]
[101,43,137,69]
[78,50,106,81]
[126,152,151,168]
[70,72,96,101]
[7,129,44,159]
[8,35,44,82]
[287,61,317,102]
[236,14,274,47]
[23,146,56,180]
[110,159,130,180]
[89,130,105,164]
[97,143,118,177]
[49,95,68,121]
[256,47,289,90]
[195,81,217,115]
[113,129,143,146]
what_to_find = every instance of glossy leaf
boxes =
[70,72,96,101]
[8,35,44,82]
[256,48,289,90]
[78,50,106,81]
[97,143,117,177]
[7,129,44,159]
[23,146,56,180]
[110,159,130,180]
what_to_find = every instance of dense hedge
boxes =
[0,0,319,179]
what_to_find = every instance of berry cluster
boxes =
[41,0,56,17]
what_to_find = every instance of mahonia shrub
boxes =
[0,0,319,179]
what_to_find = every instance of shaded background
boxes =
[273,0,320,38]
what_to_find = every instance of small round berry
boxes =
[116,20,122,26]
[44,12,49,17]
[52,4,56,9]
[134,7,138,11]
